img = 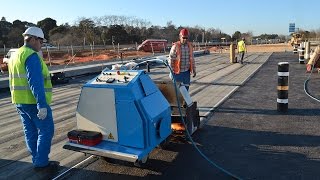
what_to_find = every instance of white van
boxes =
[2,48,43,64]
[3,48,18,64]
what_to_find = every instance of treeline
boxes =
[2,15,317,48]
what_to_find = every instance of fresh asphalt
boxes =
[59,52,320,180]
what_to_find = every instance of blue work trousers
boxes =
[16,104,54,167]
[171,70,191,91]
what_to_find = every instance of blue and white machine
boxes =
[64,70,172,164]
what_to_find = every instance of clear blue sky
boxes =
[2,0,319,36]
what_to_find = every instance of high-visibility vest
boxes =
[238,40,246,52]
[8,46,52,104]
[172,41,194,74]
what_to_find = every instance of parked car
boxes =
[41,43,57,49]
[137,39,167,52]
[2,48,44,64]
[3,48,18,64]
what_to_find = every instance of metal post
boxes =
[90,44,94,58]
[277,62,289,112]
[304,41,310,60]
[117,43,120,55]
[46,46,51,66]
[71,45,74,63]
[151,43,154,56]
[163,42,166,53]
[120,52,123,64]
[83,37,86,50]
[146,61,150,72]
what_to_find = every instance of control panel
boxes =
[92,71,139,85]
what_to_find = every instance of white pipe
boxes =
[52,155,95,180]
[305,41,310,60]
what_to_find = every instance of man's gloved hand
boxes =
[306,64,312,72]
[37,108,47,120]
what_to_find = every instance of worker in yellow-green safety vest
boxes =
[237,37,247,64]
[8,27,59,170]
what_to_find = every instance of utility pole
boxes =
[202,31,205,43]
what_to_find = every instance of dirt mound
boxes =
[42,49,152,66]
[209,44,292,53]
[247,44,292,52]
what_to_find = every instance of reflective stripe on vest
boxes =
[10,86,52,92]
[8,46,52,104]
[173,41,194,74]
[9,73,51,80]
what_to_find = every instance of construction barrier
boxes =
[277,62,289,112]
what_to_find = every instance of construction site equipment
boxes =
[50,72,69,85]
[63,58,201,164]
[63,70,172,164]
[289,33,304,54]
[137,39,167,52]
[156,81,200,134]
[306,45,320,73]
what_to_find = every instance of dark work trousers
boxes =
[239,51,245,64]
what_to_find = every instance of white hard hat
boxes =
[22,27,47,42]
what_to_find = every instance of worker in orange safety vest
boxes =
[168,28,196,91]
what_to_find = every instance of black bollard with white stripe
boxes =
[277,62,289,112]
[293,45,298,54]
[299,47,305,64]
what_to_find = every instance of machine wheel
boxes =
[102,157,117,164]
[134,155,148,167]
[158,136,171,149]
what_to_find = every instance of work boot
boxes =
[34,161,60,172]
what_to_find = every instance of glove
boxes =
[306,64,312,72]
[37,108,47,120]
[193,71,196,78]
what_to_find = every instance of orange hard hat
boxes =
[179,28,189,37]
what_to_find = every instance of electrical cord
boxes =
[162,60,242,180]
[304,59,320,103]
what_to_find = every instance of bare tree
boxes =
[77,18,95,44]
